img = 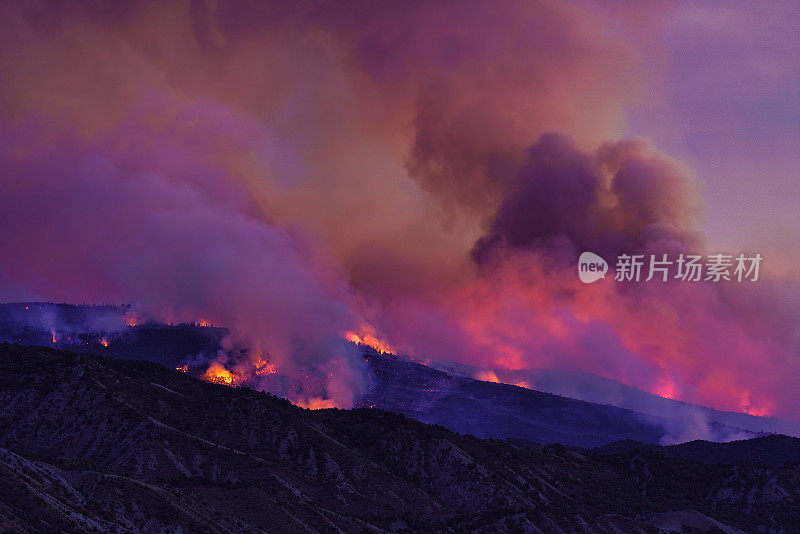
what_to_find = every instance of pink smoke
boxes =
[0,1,797,420]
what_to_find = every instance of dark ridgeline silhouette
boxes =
[1,343,799,533]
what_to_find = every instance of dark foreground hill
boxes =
[593,433,800,467]
[1,344,799,533]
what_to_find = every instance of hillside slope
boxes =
[358,350,766,447]
[1,344,799,533]
[1,303,790,448]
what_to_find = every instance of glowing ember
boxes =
[99,337,109,347]
[50,331,58,344]
[197,320,213,327]
[201,362,236,385]
[175,364,189,373]
[343,324,396,354]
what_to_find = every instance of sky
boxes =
[623,2,800,276]
[0,0,798,417]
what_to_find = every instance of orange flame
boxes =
[197,320,213,327]
[201,362,236,386]
[175,364,189,373]
[99,337,109,347]
[475,370,530,389]
[254,355,278,376]
[343,324,396,354]
[476,370,500,383]
[50,331,58,343]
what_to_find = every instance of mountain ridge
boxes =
[1,343,799,533]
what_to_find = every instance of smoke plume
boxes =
[0,0,797,419]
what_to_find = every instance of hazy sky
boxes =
[624,2,799,276]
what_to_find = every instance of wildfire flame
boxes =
[197,320,213,327]
[254,355,277,376]
[99,337,109,347]
[476,370,500,383]
[195,355,278,388]
[175,364,189,373]
[50,331,58,344]
[201,362,237,385]
[343,324,396,354]
[475,370,530,389]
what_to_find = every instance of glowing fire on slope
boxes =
[191,353,339,410]
[197,355,278,387]
[654,377,678,400]
[201,362,236,385]
[343,324,396,354]
[175,364,189,373]
[254,356,277,376]
[476,370,500,383]
[99,337,109,347]
[294,397,337,410]
[475,370,530,389]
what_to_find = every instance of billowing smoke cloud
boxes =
[0,1,797,421]
[372,133,800,419]
[473,134,702,264]
[0,100,366,407]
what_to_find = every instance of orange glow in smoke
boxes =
[294,397,336,410]
[197,320,213,327]
[476,370,500,383]
[124,312,139,327]
[475,370,529,389]
[175,364,189,373]
[654,377,678,399]
[99,337,109,347]
[343,324,396,354]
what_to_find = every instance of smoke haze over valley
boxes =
[0,1,798,432]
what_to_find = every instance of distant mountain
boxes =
[1,302,791,449]
[358,349,770,448]
[1,343,799,533]
[0,302,226,367]
[433,361,800,438]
